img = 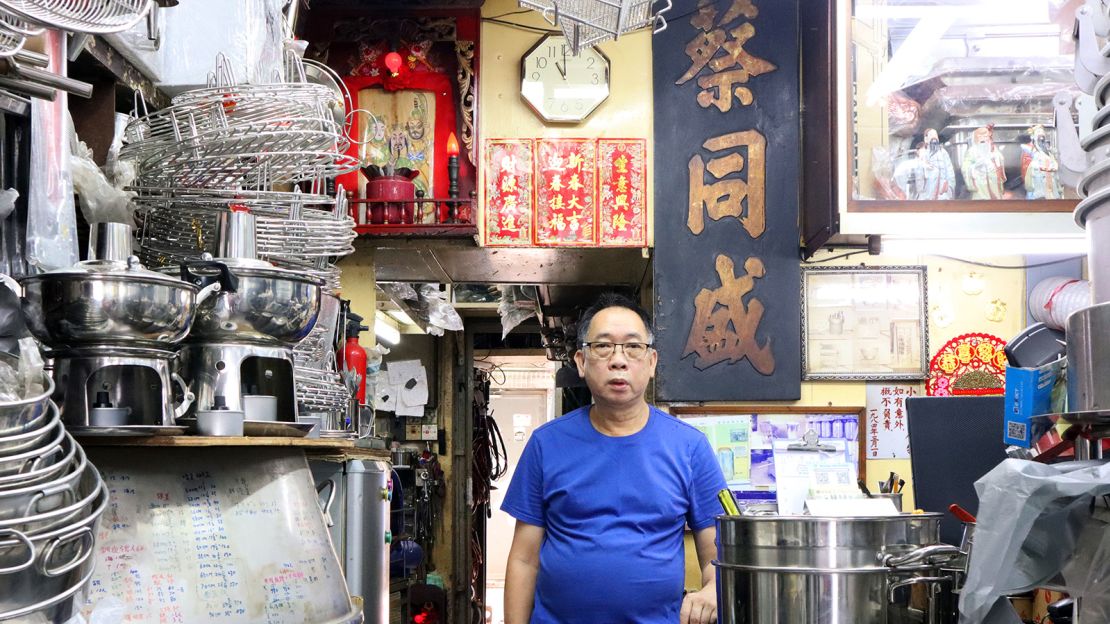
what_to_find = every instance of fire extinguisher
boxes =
[344,312,369,404]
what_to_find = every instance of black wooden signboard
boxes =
[652,0,801,401]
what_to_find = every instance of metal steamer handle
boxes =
[36,526,95,578]
[171,372,195,420]
[881,544,962,569]
[0,528,34,574]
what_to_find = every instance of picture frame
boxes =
[801,265,928,381]
[671,405,866,497]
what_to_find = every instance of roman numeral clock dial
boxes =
[520,34,611,123]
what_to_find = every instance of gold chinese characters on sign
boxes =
[676,0,776,112]
[679,0,775,376]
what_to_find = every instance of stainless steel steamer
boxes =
[715,514,960,624]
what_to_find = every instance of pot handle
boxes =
[888,575,951,604]
[881,544,962,569]
[23,443,63,474]
[317,479,337,528]
[0,528,35,575]
[194,281,223,307]
[181,260,238,294]
[37,526,94,577]
[23,481,76,517]
[171,372,195,420]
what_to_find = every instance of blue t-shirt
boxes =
[501,406,727,624]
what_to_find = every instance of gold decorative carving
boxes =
[455,40,476,165]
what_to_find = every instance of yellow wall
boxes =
[337,244,376,346]
[682,250,1028,586]
[478,0,654,245]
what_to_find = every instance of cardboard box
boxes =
[1004,357,1066,447]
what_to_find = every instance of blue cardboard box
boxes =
[1003,357,1066,447]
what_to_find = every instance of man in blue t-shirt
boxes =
[501,293,727,624]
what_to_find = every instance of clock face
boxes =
[520,35,610,123]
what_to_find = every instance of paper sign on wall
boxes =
[865,383,918,459]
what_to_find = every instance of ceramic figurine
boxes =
[960,125,1006,200]
[892,143,929,200]
[1021,124,1063,199]
[921,129,955,200]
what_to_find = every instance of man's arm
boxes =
[504,520,545,624]
[679,525,718,624]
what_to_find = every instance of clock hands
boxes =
[556,46,567,80]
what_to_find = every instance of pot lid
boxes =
[28,256,196,287]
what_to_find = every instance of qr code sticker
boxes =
[1007,422,1027,440]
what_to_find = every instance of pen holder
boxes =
[873,493,903,512]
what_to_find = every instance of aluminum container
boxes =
[716,514,960,624]
[1065,302,1110,411]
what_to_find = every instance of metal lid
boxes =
[28,256,198,288]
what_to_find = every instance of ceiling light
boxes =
[880,236,1087,257]
[386,309,415,326]
[375,312,401,345]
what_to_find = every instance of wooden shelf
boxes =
[73,435,358,449]
[354,223,478,238]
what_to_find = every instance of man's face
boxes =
[573,307,658,411]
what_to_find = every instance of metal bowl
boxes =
[19,258,216,349]
[183,261,323,345]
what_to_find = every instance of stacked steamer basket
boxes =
[123,51,360,432]
[0,357,107,621]
[0,0,151,57]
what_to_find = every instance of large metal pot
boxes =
[1066,302,1110,412]
[0,366,54,438]
[715,514,960,624]
[0,480,107,621]
[0,458,100,537]
[182,260,323,345]
[20,256,222,349]
[0,404,61,457]
[0,432,79,490]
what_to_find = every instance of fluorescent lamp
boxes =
[375,312,401,345]
[881,236,1087,257]
[386,309,415,326]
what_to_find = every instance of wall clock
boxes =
[520,34,610,123]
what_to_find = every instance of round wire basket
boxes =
[0,0,152,34]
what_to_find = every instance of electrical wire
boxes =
[933,254,1086,270]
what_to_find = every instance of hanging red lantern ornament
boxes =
[384,51,403,77]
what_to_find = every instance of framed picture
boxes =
[801,265,928,381]
[671,406,865,501]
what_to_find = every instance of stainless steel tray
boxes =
[68,425,188,437]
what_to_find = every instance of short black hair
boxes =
[576,292,654,346]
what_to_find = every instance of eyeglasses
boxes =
[581,341,653,360]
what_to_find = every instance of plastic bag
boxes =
[17,337,43,398]
[420,283,463,334]
[498,285,537,339]
[0,188,17,222]
[26,31,78,272]
[69,112,136,226]
[960,459,1110,623]
[380,282,418,302]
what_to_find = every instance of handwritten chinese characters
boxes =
[599,139,647,246]
[865,383,918,459]
[676,0,776,112]
[484,139,535,246]
[535,139,597,245]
